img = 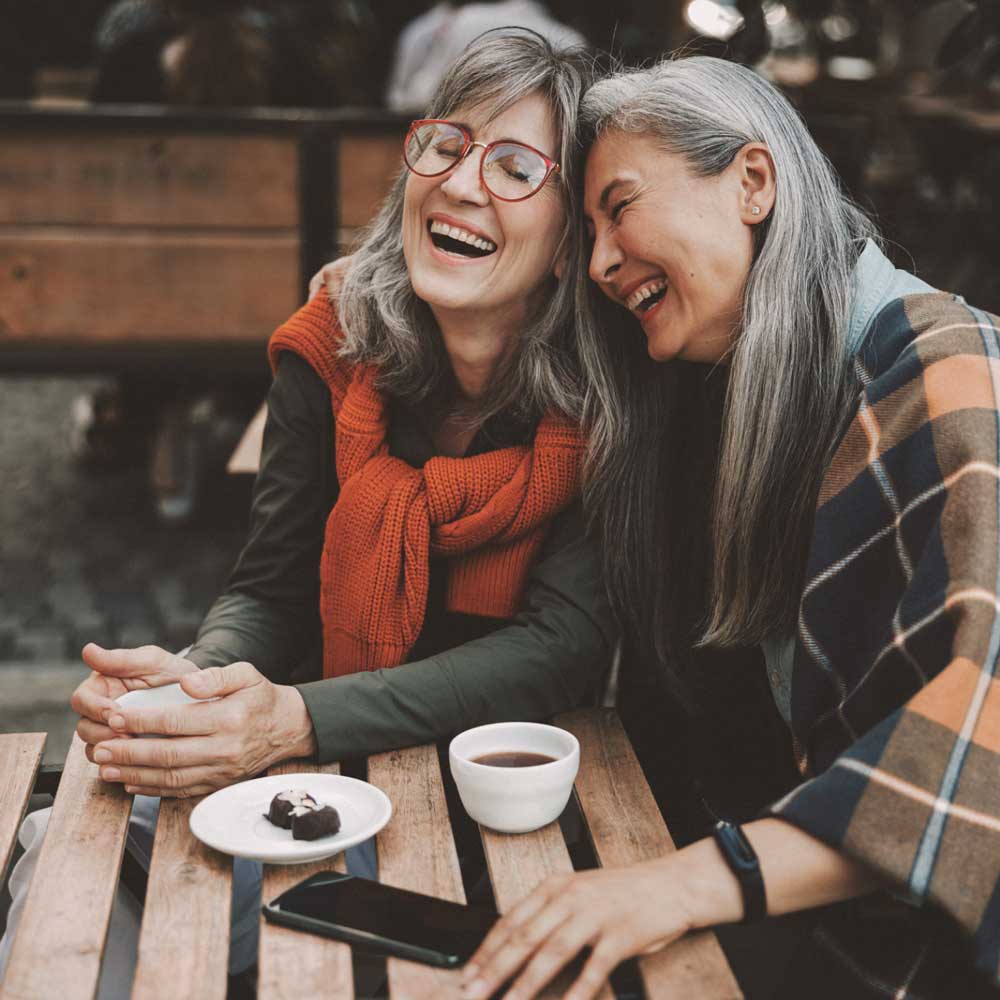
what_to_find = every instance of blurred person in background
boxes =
[93,0,379,107]
[386,0,587,113]
[79,0,381,515]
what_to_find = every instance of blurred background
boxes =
[1,0,998,765]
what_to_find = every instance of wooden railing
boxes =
[0,103,408,376]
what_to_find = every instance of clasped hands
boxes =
[73,642,314,798]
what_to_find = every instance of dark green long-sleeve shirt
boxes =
[187,353,615,763]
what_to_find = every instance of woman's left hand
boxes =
[462,860,694,1000]
[91,662,315,798]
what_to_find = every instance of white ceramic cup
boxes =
[449,722,580,834]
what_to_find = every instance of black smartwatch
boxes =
[711,820,767,924]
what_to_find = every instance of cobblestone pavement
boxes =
[0,375,253,763]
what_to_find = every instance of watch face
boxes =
[713,821,767,922]
[715,821,757,870]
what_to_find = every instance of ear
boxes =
[735,143,776,225]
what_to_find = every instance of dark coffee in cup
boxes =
[471,751,558,767]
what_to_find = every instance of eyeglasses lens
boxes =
[405,122,466,176]
[483,143,548,200]
[404,123,549,200]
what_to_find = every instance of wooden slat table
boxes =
[0,711,741,999]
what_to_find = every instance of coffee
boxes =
[471,751,558,767]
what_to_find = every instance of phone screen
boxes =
[267,871,499,964]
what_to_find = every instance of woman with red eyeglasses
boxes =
[0,30,613,988]
[68,28,609,806]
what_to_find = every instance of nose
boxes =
[588,226,623,287]
[439,144,490,206]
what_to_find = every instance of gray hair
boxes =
[336,30,594,424]
[576,56,877,676]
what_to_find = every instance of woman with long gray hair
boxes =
[0,30,615,988]
[464,57,1000,1000]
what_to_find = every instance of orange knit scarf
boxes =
[268,294,584,678]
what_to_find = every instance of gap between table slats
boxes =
[130,792,233,1000]
[479,819,614,999]
[0,735,132,1000]
[368,744,465,999]
[0,734,45,886]
[557,708,744,1000]
[257,761,354,1000]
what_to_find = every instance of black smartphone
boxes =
[262,871,500,968]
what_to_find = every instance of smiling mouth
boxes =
[427,220,497,259]
[626,278,668,316]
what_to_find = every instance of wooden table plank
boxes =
[480,821,569,915]
[0,735,132,1000]
[0,733,46,884]
[258,762,354,1000]
[130,796,233,1000]
[480,822,613,1000]
[558,708,743,1000]
[368,745,465,999]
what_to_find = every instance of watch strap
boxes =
[712,820,767,924]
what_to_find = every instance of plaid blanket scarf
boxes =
[769,291,1000,998]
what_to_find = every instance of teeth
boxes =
[429,220,496,253]
[626,278,668,312]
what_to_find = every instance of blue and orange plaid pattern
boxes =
[770,292,1000,997]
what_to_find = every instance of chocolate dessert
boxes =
[291,804,342,841]
[265,789,318,829]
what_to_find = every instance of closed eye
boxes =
[610,198,632,222]
[434,138,465,159]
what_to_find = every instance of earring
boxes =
[751,206,761,216]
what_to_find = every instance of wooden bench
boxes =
[0,710,742,998]
[0,102,407,377]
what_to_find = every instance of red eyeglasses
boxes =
[403,119,560,202]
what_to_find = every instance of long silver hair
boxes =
[336,30,593,424]
[576,56,877,680]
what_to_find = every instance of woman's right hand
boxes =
[307,254,355,302]
[72,643,199,758]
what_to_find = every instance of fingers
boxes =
[564,940,622,1000]
[326,257,351,299]
[97,758,229,796]
[307,266,326,302]
[82,643,191,682]
[468,913,617,1000]
[106,701,221,738]
[468,878,562,974]
[307,255,353,303]
[464,879,571,999]
[122,782,217,799]
[70,672,118,723]
[93,735,221,771]
[180,662,261,700]
[502,917,603,1000]
[77,715,128,747]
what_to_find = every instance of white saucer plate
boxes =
[189,772,392,864]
